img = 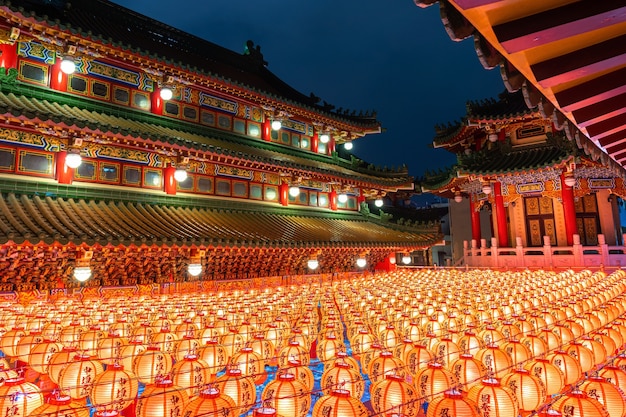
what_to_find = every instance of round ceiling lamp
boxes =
[343,142,353,151]
[338,193,348,204]
[289,185,300,197]
[73,266,92,282]
[65,153,82,169]
[187,263,202,277]
[319,133,330,144]
[174,169,188,182]
[271,120,282,131]
[374,198,384,207]
[60,58,76,74]
[159,87,173,101]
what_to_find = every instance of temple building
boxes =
[415,0,626,268]
[421,90,626,267]
[0,0,441,293]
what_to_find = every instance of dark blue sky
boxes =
[113,0,504,178]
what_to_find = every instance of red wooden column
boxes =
[50,59,69,92]
[163,164,176,195]
[357,188,365,205]
[55,151,73,185]
[151,88,165,115]
[0,44,18,70]
[262,118,271,142]
[469,196,481,244]
[311,131,319,153]
[279,181,289,206]
[329,190,338,211]
[561,173,577,246]
[493,181,509,247]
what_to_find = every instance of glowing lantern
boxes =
[30,394,89,417]
[581,376,626,417]
[231,346,266,385]
[250,333,276,367]
[405,343,435,377]
[370,374,419,417]
[282,359,314,390]
[0,377,44,416]
[404,321,424,342]
[0,327,25,358]
[0,364,18,381]
[552,390,610,417]
[368,351,405,384]
[214,368,257,416]
[426,389,480,417]
[565,341,596,373]
[479,325,505,345]
[324,351,360,372]
[133,346,174,384]
[262,372,311,417]
[265,323,286,353]
[431,337,461,368]
[48,346,79,384]
[539,328,561,351]
[15,331,44,364]
[136,378,190,417]
[198,339,228,379]
[174,334,201,361]
[501,339,531,365]
[311,389,368,417]
[97,333,129,365]
[253,407,286,417]
[175,320,199,339]
[152,327,179,355]
[520,334,548,358]
[594,331,618,357]
[498,320,521,341]
[379,325,401,349]
[119,340,146,373]
[599,366,626,393]
[41,319,63,341]
[458,331,484,356]
[171,354,211,398]
[58,354,105,400]
[414,362,457,403]
[131,322,154,343]
[28,339,63,374]
[394,338,417,364]
[449,353,487,390]
[548,350,583,386]
[360,342,384,376]
[582,336,609,367]
[90,363,138,412]
[181,387,238,417]
[467,378,519,417]
[221,330,245,361]
[501,369,546,414]
[321,362,364,399]
[349,329,374,359]
[279,341,309,368]
[474,344,512,379]
[317,333,345,363]
[524,358,565,396]
[552,324,575,345]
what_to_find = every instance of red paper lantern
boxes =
[261,372,311,417]
[426,389,480,417]
[552,390,609,417]
[58,354,105,400]
[370,374,419,417]
[311,389,368,417]
[181,387,238,417]
[90,363,139,412]
[0,377,44,416]
[321,362,364,399]
[467,378,519,417]
[214,368,257,416]
[30,394,89,417]
[132,346,174,385]
[136,378,190,417]
[171,354,211,398]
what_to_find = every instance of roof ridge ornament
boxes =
[243,40,268,68]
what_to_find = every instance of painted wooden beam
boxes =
[555,68,626,113]
[531,35,626,89]
[494,2,626,54]
[572,92,626,128]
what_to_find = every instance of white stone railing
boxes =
[462,234,626,268]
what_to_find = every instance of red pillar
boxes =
[469,196,481,244]
[55,151,73,185]
[493,182,509,247]
[561,173,577,246]
[151,88,164,116]
[0,44,18,70]
[50,59,68,92]
[262,119,271,142]
[329,137,336,154]
[329,190,338,211]
[357,188,365,205]
[279,182,289,206]
[311,132,319,153]
[163,165,176,195]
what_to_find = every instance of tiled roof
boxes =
[0,85,411,187]
[0,192,439,248]
[457,140,573,176]
[6,0,377,127]
[466,90,535,122]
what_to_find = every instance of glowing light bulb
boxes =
[187,263,202,277]
[74,266,92,282]
[338,193,348,204]
[60,58,76,74]
[159,87,173,100]
[344,142,353,150]
[307,259,319,270]
[271,120,282,131]
[65,153,82,169]
[374,198,384,207]
[174,169,187,182]
[356,258,367,268]
[319,133,330,143]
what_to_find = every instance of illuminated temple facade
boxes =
[0,0,441,293]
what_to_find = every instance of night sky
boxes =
[112,0,504,178]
